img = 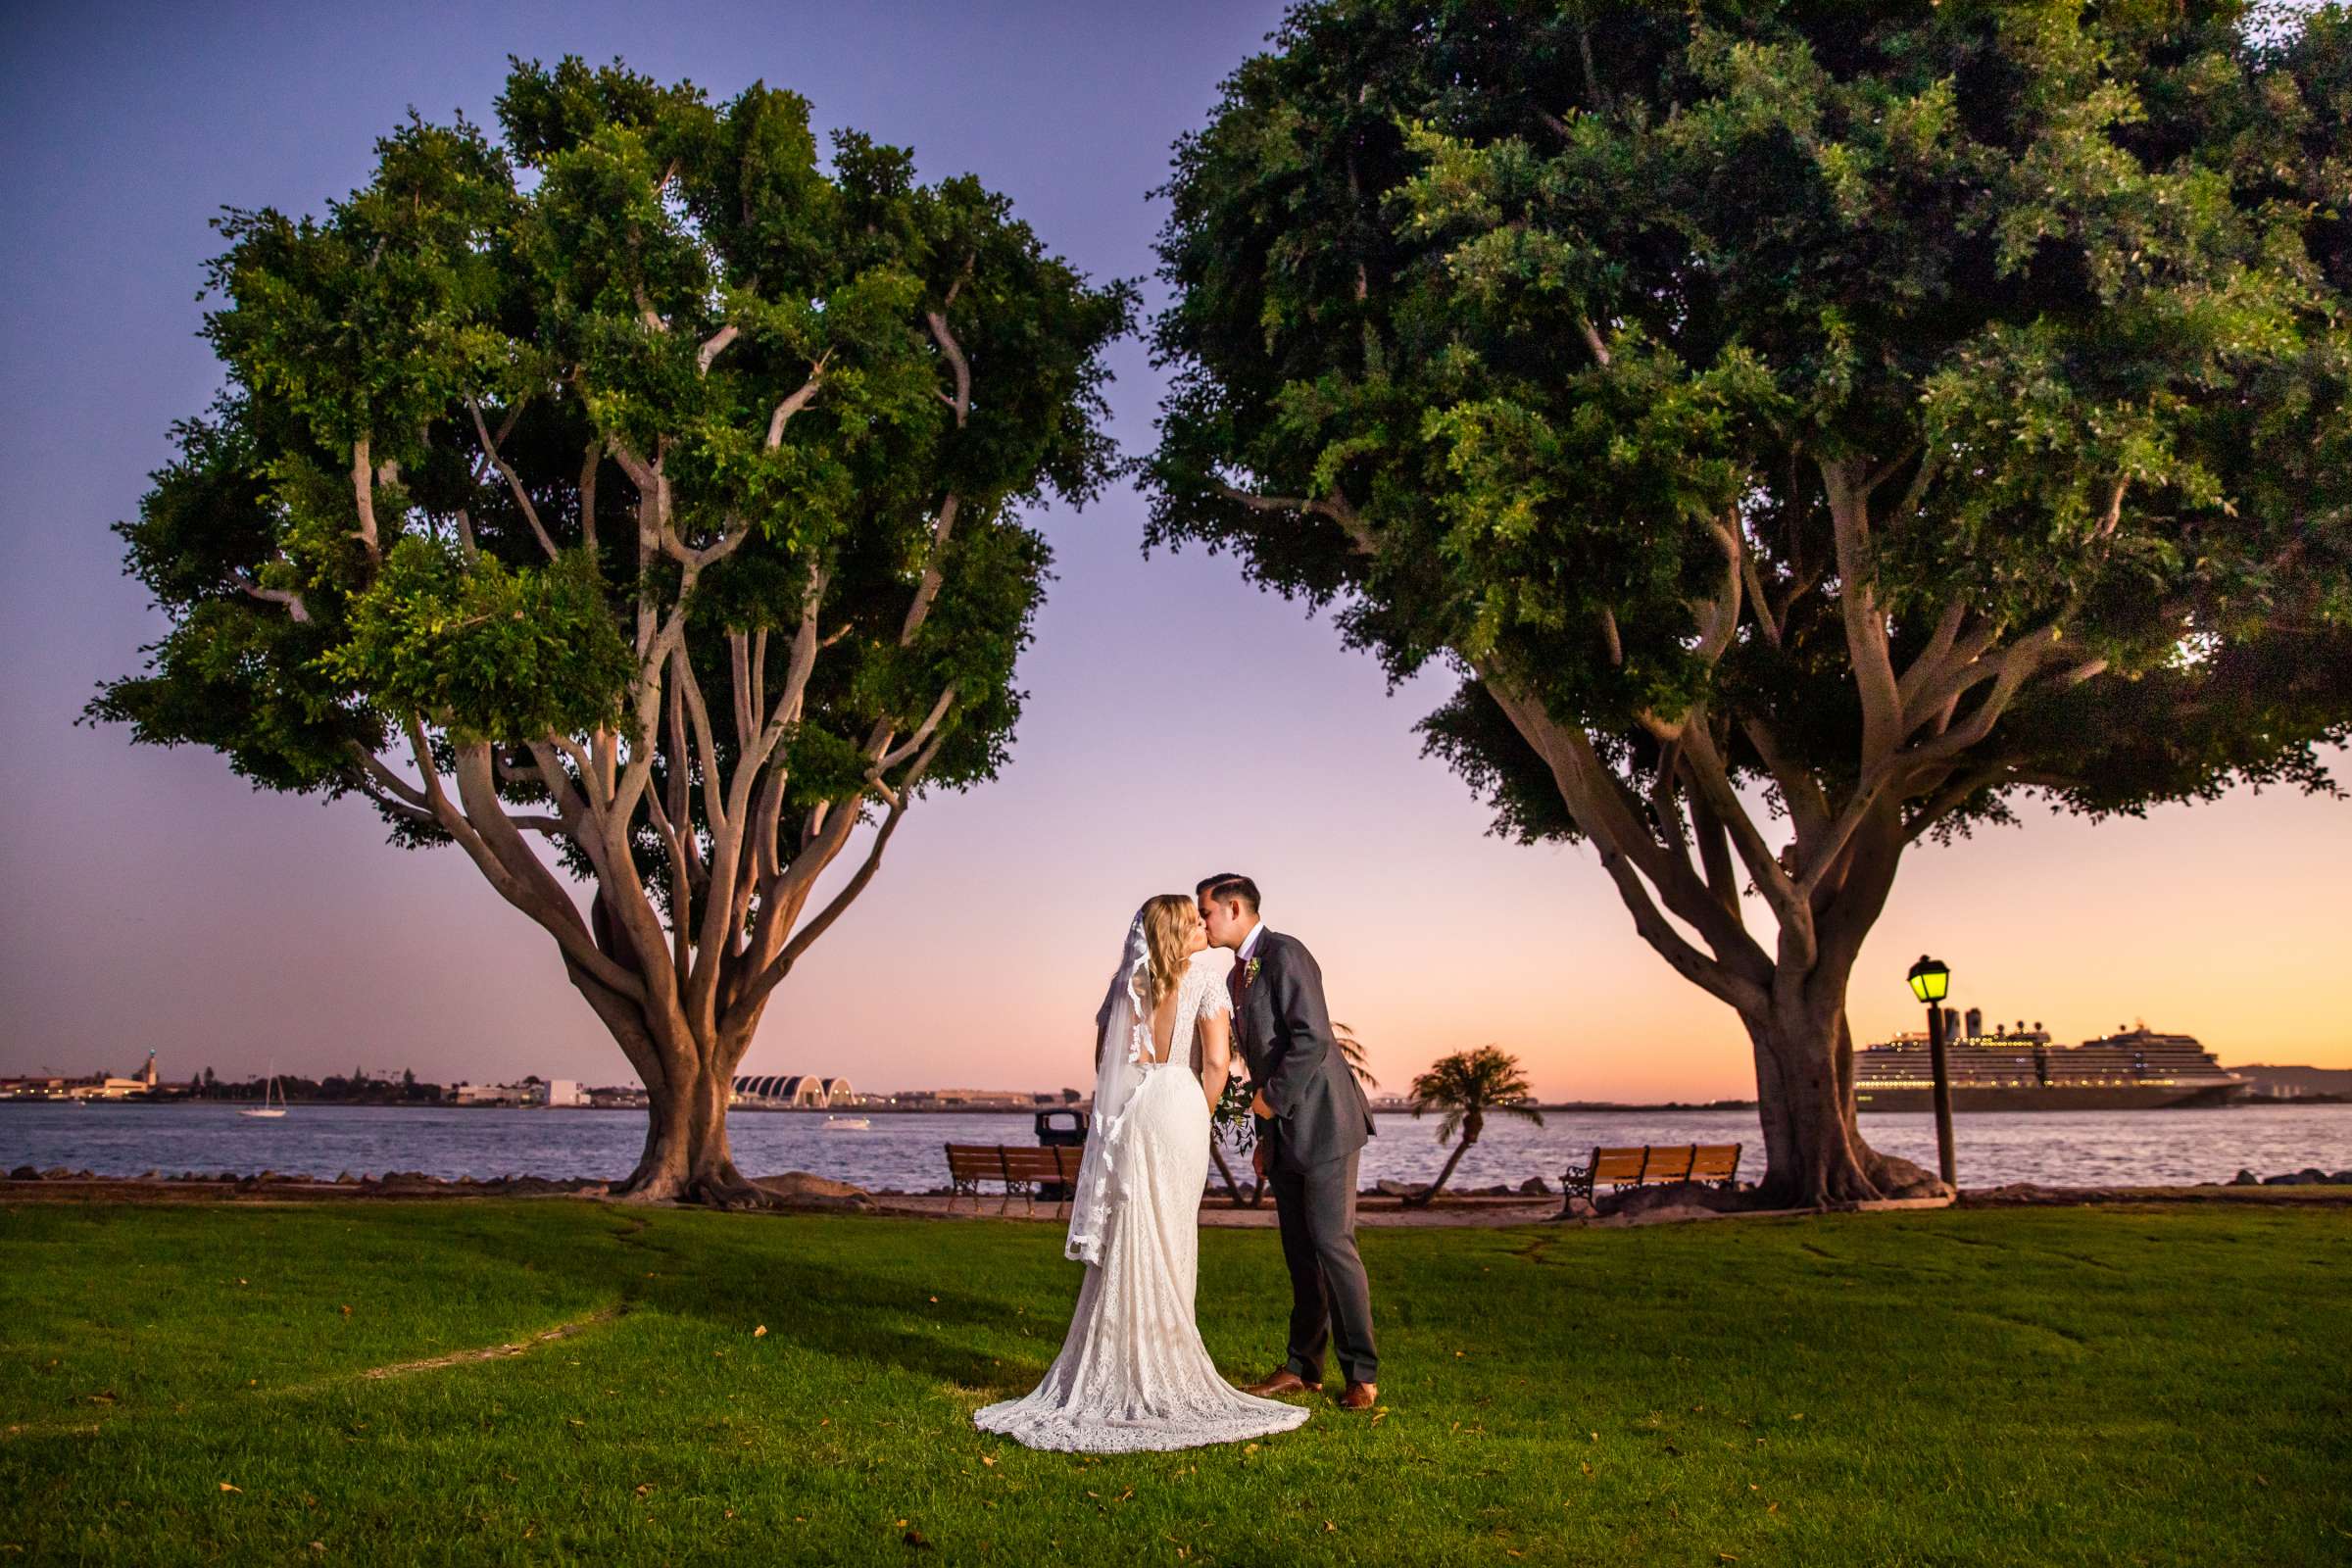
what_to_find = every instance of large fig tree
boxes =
[1151,1,2350,1202]
[91,58,1133,1206]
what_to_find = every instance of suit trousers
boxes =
[1270,1146,1378,1386]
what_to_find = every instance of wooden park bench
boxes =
[1561,1143,1742,1200]
[944,1143,1085,1215]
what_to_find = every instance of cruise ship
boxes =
[1854,1016,2246,1112]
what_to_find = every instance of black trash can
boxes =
[1035,1108,1089,1200]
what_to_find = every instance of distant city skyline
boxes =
[2,0,2346,1104]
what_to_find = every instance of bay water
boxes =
[5,1101,2347,1192]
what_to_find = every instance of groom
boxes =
[1197,874,1380,1410]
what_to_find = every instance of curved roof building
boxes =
[730,1074,852,1107]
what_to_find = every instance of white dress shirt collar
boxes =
[1236,920,1267,962]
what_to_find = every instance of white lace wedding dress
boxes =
[972,942,1311,1452]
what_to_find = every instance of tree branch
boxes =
[765,358,828,449]
[1577,316,1612,368]
[236,573,310,622]
[350,438,382,565]
[877,687,956,769]
[468,397,561,561]
[1820,456,1902,760]
[697,322,740,374]
[402,720,644,1001]
[578,438,602,552]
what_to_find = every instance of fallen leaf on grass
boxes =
[754,1325,767,1338]
[979,1455,997,1467]
[1323,1521,1336,1533]
[340,1305,352,1316]
[904,1528,933,1549]
[634,1484,653,1497]
[218,1484,240,1494]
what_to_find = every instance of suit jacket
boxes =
[1235,929,1374,1172]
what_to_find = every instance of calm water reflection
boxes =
[4,1102,2347,1190]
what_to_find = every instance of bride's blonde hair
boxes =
[1139,894,1200,1011]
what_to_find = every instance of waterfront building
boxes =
[450,1081,533,1106]
[730,1074,856,1108]
[0,1052,162,1101]
[888,1088,1041,1108]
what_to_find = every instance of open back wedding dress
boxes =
[971,918,1311,1452]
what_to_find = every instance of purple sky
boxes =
[2,0,2345,1101]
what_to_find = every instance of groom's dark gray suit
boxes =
[1231,927,1378,1387]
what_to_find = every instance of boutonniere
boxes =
[1245,956,1261,987]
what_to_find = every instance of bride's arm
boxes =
[1199,1011,1234,1111]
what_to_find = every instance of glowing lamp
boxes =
[1906,956,1951,1005]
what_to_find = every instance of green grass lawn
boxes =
[2,1200,2345,1566]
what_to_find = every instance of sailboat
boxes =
[239,1070,287,1119]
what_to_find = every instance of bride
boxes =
[972,894,1312,1451]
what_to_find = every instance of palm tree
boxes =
[1333,1023,1380,1090]
[1404,1047,1544,1207]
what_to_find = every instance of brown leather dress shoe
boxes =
[1242,1368,1310,1397]
[1335,1381,1379,1410]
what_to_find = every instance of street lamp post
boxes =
[1906,956,1956,1189]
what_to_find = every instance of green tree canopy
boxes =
[92,56,1134,1205]
[1152,1,2350,1201]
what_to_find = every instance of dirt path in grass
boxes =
[354,1302,633,1381]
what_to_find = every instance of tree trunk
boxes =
[605,1024,783,1210]
[1748,1001,1945,1207]
[568,895,809,1211]
[1407,1130,1477,1207]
